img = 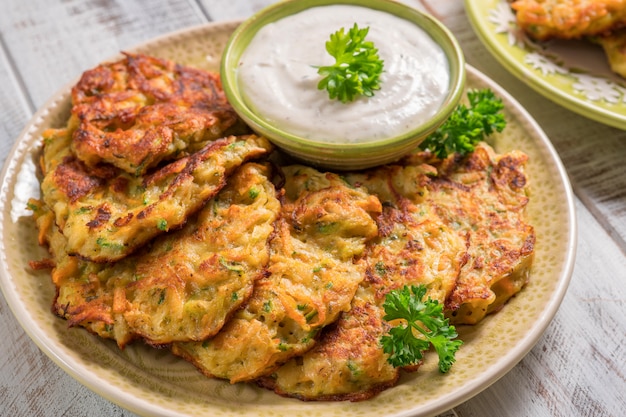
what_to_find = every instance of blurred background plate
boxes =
[465,0,626,130]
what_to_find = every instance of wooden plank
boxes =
[198,0,432,21]
[0,300,138,416]
[198,0,272,21]
[0,0,207,108]
[0,40,32,152]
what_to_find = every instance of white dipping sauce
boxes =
[238,5,450,143]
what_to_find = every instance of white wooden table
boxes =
[1,1,624,416]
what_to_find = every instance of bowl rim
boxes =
[220,0,466,156]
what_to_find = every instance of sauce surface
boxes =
[238,4,451,143]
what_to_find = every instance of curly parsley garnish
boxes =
[380,284,463,373]
[316,23,384,103]
[419,88,507,158]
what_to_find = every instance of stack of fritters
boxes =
[172,166,382,382]
[259,163,468,401]
[511,0,626,78]
[41,53,267,263]
[258,145,534,401]
[33,162,278,347]
[33,53,276,347]
[32,53,535,401]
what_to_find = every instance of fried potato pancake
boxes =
[40,127,272,262]
[32,163,279,347]
[172,166,381,383]
[595,28,626,78]
[70,53,241,175]
[258,163,467,401]
[415,143,534,324]
[511,0,626,41]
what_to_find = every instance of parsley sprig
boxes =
[419,88,507,158]
[316,23,384,103]
[380,284,462,373]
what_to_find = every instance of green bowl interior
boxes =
[221,0,466,159]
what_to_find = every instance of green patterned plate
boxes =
[465,0,626,130]
[0,20,576,417]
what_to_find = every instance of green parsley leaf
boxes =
[316,23,384,103]
[380,284,462,373]
[419,88,507,159]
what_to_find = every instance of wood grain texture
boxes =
[0,0,207,108]
[198,0,272,20]
[0,1,624,416]
[0,43,32,146]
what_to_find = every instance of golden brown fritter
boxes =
[69,53,241,175]
[33,163,280,347]
[172,166,381,383]
[259,286,398,401]
[40,127,272,262]
[511,0,626,41]
[414,143,535,325]
[258,164,467,401]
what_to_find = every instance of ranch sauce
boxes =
[238,5,451,143]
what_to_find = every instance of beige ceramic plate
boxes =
[0,20,575,417]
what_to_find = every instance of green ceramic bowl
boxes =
[221,0,466,170]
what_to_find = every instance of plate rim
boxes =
[464,0,626,130]
[0,19,577,417]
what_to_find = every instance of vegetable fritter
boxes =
[70,53,241,175]
[511,0,626,41]
[32,163,279,347]
[172,166,381,383]
[258,164,467,401]
[40,128,272,262]
[413,143,535,325]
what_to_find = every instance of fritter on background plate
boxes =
[31,163,279,347]
[511,0,626,41]
[510,0,626,79]
[595,28,626,78]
